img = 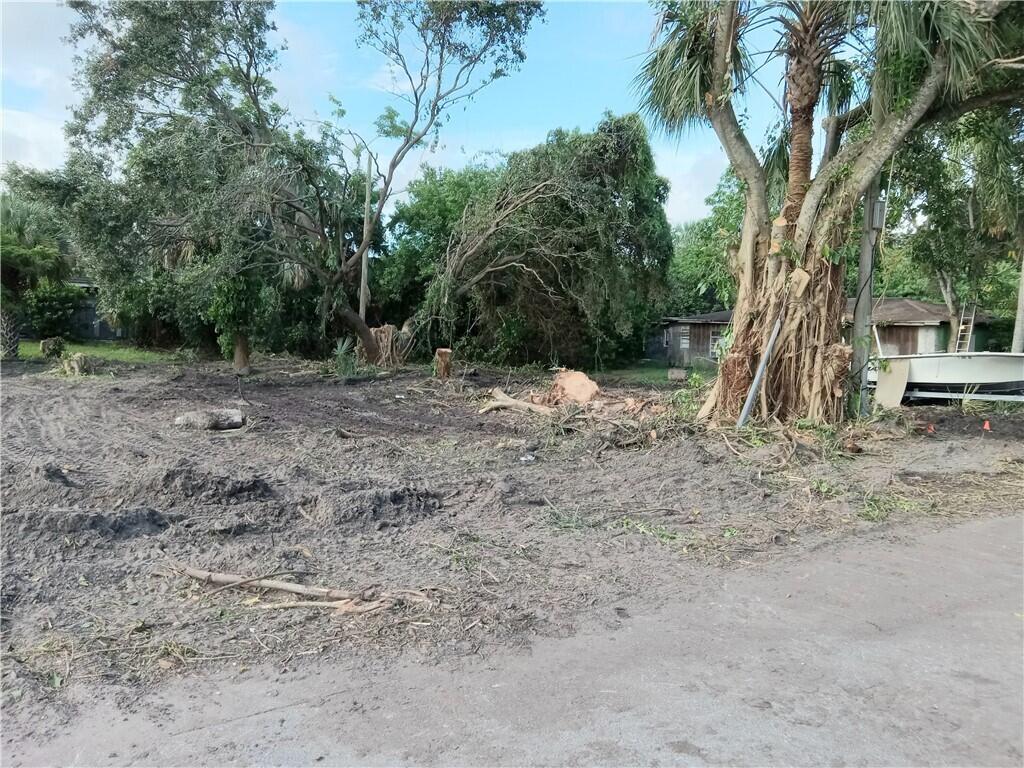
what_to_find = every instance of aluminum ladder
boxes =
[955,301,977,353]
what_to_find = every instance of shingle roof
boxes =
[661,298,991,327]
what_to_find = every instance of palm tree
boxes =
[638,0,1024,423]
[1,193,72,360]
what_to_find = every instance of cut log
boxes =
[550,370,599,404]
[479,388,555,416]
[174,408,246,430]
[434,348,452,380]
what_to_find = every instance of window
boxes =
[663,328,670,348]
[709,328,723,359]
[679,326,690,350]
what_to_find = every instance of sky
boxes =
[1,0,783,225]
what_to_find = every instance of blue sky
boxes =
[1,1,783,224]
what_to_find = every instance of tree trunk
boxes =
[852,175,880,416]
[1012,245,1024,354]
[359,153,372,321]
[233,332,251,375]
[0,308,20,361]
[338,307,380,364]
[935,271,960,352]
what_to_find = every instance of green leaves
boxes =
[374,107,410,140]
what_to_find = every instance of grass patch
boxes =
[608,516,679,543]
[859,491,924,522]
[544,499,599,531]
[590,360,672,387]
[18,340,175,365]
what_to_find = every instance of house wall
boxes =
[657,322,724,366]
[872,324,944,356]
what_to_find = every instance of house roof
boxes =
[662,298,991,327]
[846,297,992,326]
[663,309,733,325]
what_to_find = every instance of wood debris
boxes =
[173,561,434,615]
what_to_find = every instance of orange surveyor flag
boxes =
[982,420,991,432]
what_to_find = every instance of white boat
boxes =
[868,352,1024,402]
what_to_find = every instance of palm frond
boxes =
[636,0,753,135]
[821,56,858,116]
[761,125,790,211]
[870,0,997,106]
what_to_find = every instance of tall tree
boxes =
[424,113,673,366]
[639,0,1024,423]
[890,107,1023,349]
[45,0,543,365]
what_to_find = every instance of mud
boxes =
[1,357,1021,720]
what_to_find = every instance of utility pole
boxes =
[359,152,372,321]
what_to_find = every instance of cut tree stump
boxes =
[434,348,452,380]
[174,408,246,430]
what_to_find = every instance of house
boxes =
[648,298,992,367]
[647,309,732,367]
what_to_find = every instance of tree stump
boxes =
[434,348,452,380]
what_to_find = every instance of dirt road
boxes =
[6,514,1021,767]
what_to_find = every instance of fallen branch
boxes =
[479,388,555,416]
[171,562,432,609]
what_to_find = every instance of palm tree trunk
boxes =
[0,308,20,361]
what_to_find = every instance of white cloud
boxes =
[365,63,416,96]
[1,1,79,171]
[653,145,729,225]
[1,110,67,170]
[270,16,342,122]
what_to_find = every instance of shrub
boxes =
[23,279,85,339]
[40,337,65,359]
[333,337,357,377]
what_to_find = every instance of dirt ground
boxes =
[1,358,1022,730]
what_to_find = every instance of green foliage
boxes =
[377,164,501,321]
[40,337,66,360]
[425,113,673,367]
[669,371,708,421]
[0,193,71,312]
[664,173,744,316]
[333,337,358,377]
[882,108,1023,333]
[22,280,86,339]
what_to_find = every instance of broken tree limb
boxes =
[478,388,555,416]
[171,562,431,606]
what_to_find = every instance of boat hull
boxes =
[868,352,1024,400]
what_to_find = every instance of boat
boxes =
[868,352,1024,402]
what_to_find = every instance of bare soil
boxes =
[1,358,1021,716]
